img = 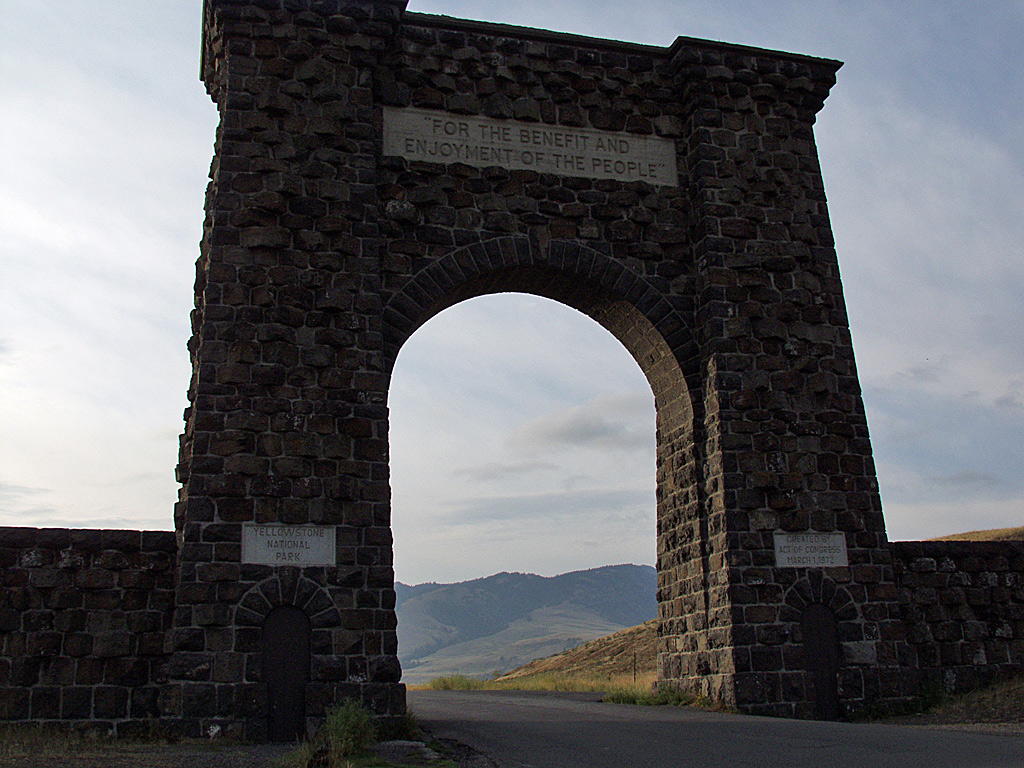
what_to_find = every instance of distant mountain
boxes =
[396,564,656,684]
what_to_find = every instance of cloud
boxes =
[820,87,1024,394]
[994,381,1024,412]
[0,482,49,508]
[452,461,559,483]
[442,487,652,526]
[3,0,1024,583]
[930,471,1005,490]
[511,394,654,454]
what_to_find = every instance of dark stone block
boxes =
[94,686,129,719]
[101,530,142,552]
[181,683,217,718]
[130,686,162,719]
[30,686,61,718]
[64,633,94,657]
[75,658,105,686]
[0,687,30,719]
[0,527,38,548]
[0,607,20,631]
[105,658,149,687]
[61,686,94,719]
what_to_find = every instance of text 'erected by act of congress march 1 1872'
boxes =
[773,532,849,568]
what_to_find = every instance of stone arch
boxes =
[382,235,715,698]
[236,570,340,630]
[780,572,859,625]
[383,236,697,385]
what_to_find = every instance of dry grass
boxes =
[915,676,1024,724]
[494,620,658,682]
[928,526,1024,542]
[412,670,658,694]
[409,620,688,706]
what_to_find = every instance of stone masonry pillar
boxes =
[164,0,409,739]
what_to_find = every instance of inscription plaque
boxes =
[241,524,336,566]
[383,106,678,186]
[774,532,849,568]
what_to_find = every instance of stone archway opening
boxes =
[389,292,657,582]
[388,292,660,681]
[382,244,710,696]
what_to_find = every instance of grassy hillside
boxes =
[397,564,656,682]
[495,619,658,683]
[928,526,1024,542]
[402,605,629,684]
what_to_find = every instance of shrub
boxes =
[323,699,378,760]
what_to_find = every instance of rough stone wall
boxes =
[0,4,1019,736]
[0,528,175,735]
[893,540,1024,695]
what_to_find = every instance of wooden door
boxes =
[801,603,841,720]
[262,605,311,741]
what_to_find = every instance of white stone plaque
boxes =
[382,106,678,186]
[774,532,848,568]
[241,524,336,566]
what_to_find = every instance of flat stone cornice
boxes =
[200,2,841,82]
[406,11,842,71]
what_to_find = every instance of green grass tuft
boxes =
[273,699,380,768]
[602,687,694,706]
[422,674,488,691]
[324,699,378,760]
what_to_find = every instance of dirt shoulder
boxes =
[883,675,1024,736]
[0,741,293,768]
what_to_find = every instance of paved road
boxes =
[409,690,1024,768]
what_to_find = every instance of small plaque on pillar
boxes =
[774,532,848,568]
[241,524,337,566]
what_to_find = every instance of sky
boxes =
[1,1,1022,586]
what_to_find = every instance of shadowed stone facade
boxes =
[169,0,900,732]
[4,0,1021,740]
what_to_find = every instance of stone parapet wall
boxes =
[2,525,1024,729]
[892,540,1024,694]
[0,528,176,734]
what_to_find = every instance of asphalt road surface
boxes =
[409,690,1024,768]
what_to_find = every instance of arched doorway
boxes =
[801,604,841,720]
[262,605,311,742]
